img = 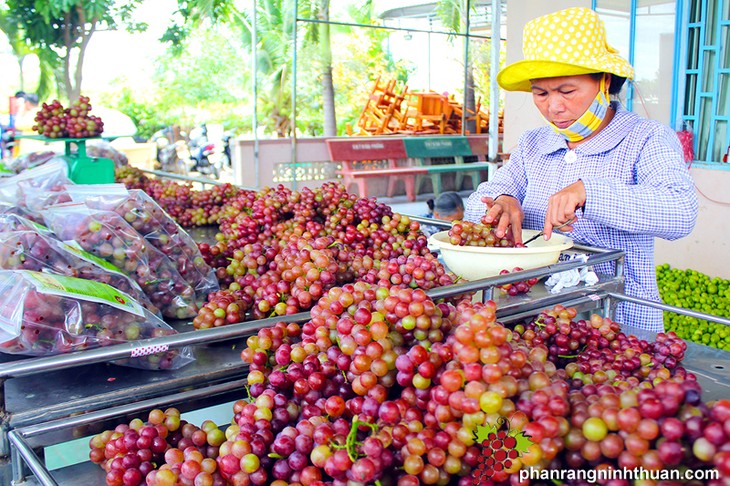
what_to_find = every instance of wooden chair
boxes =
[406,92,453,134]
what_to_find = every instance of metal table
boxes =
[4,216,730,485]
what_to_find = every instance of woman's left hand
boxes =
[544,180,586,239]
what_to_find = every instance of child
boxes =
[421,191,465,237]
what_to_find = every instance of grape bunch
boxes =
[32,96,104,138]
[361,253,455,290]
[64,95,104,138]
[95,290,730,486]
[448,217,517,247]
[192,290,248,330]
[89,408,229,486]
[497,267,539,296]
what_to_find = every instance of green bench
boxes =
[403,136,498,195]
[423,161,497,194]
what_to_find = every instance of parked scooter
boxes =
[221,130,234,168]
[188,124,220,179]
[150,127,189,176]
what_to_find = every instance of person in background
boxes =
[13,92,39,132]
[13,93,55,156]
[421,191,465,237]
[464,7,698,332]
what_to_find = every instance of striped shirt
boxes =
[465,103,698,331]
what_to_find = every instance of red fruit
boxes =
[714,451,730,476]
[704,422,727,446]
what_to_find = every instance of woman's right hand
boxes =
[481,195,525,244]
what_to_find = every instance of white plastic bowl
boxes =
[428,230,574,281]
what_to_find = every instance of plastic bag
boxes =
[66,184,219,305]
[85,141,128,168]
[0,220,161,317]
[0,159,72,208]
[0,202,45,224]
[0,212,52,233]
[43,204,198,319]
[676,122,694,167]
[0,270,194,370]
[5,151,57,173]
[22,184,72,214]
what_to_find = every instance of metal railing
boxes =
[139,169,256,191]
[0,312,308,380]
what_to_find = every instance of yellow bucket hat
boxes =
[497,7,635,92]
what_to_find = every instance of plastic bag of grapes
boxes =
[0,159,71,208]
[5,151,57,174]
[0,270,194,370]
[66,184,219,306]
[20,184,72,214]
[0,221,161,317]
[43,204,198,319]
[0,202,46,225]
[0,213,54,233]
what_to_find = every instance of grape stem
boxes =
[343,418,378,462]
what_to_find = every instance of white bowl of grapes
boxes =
[428,219,574,281]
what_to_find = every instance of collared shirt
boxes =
[464,103,698,331]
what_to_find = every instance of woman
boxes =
[464,7,698,332]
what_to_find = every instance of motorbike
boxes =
[221,131,234,168]
[150,127,189,176]
[188,124,220,179]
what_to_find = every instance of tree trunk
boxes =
[63,11,73,100]
[318,0,337,137]
[63,8,96,101]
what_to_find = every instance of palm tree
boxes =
[179,0,337,137]
[436,0,479,133]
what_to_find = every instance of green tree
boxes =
[3,0,146,101]
[163,0,294,137]
[436,0,478,132]
[0,4,58,99]
[166,0,340,137]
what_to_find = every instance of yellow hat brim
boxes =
[497,56,635,92]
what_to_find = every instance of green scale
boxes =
[14,135,115,184]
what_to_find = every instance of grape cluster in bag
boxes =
[0,271,193,370]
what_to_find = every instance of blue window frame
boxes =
[593,1,679,128]
[679,0,730,165]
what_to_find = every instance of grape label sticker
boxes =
[21,270,145,318]
[473,419,534,484]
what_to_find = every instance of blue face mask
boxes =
[545,76,611,143]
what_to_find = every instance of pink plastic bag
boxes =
[676,124,694,167]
